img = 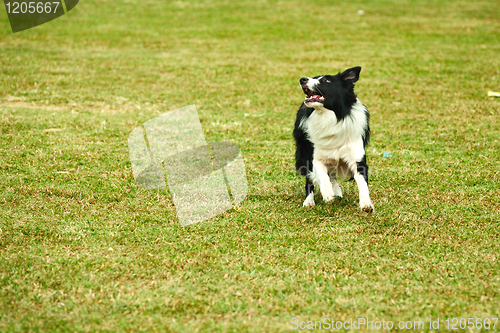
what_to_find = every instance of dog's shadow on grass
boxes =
[314,196,357,215]
[284,191,369,217]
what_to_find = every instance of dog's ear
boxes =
[341,66,361,83]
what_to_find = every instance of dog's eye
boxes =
[323,78,331,83]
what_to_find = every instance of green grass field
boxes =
[1,0,500,331]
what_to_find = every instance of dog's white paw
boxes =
[321,191,335,203]
[332,183,343,198]
[303,193,315,207]
[359,199,375,213]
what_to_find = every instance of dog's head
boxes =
[300,66,361,112]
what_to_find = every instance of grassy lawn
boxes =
[1,0,499,331]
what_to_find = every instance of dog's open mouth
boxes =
[303,87,325,103]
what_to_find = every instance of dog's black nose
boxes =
[300,77,309,85]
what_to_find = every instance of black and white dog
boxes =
[293,66,374,213]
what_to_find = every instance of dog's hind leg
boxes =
[303,176,315,207]
[331,177,343,198]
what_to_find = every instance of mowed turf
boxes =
[1,0,499,332]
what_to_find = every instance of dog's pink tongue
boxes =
[311,95,321,99]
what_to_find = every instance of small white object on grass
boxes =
[43,128,63,132]
[358,10,365,15]
[487,91,500,97]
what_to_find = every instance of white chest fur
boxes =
[299,99,368,166]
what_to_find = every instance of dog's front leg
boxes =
[313,159,334,203]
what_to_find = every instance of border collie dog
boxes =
[293,66,374,213]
